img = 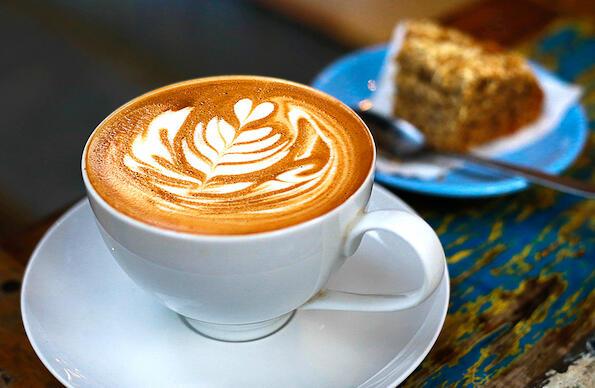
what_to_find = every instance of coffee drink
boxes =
[85,76,373,234]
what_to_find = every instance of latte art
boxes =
[85,77,373,234]
[123,98,337,215]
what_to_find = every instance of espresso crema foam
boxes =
[85,76,373,234]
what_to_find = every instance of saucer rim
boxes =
[21,198,87,388]
[21,185,450,387]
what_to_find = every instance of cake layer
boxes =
[393,20,543,151]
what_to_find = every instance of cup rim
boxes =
[81,75,376,241]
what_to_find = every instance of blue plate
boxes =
[311,45,588,198]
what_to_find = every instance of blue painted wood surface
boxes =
[402,20,595,387]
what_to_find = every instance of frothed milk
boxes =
[85,76,373,234]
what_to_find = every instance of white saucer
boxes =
[22,185,449,388]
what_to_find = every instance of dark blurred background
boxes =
[1,0,592,234]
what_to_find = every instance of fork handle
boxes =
[447,152,595,199]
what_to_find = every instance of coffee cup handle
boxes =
[301,210,445,312]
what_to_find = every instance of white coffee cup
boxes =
[81,103,445,342]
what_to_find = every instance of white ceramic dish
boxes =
[22,185,449,387]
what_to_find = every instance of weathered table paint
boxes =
[402,20,595,387]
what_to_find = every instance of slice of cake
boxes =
[392,20,543,152]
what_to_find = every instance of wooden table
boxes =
[1,0,593,386]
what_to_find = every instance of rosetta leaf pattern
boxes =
[124,97,329,201]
